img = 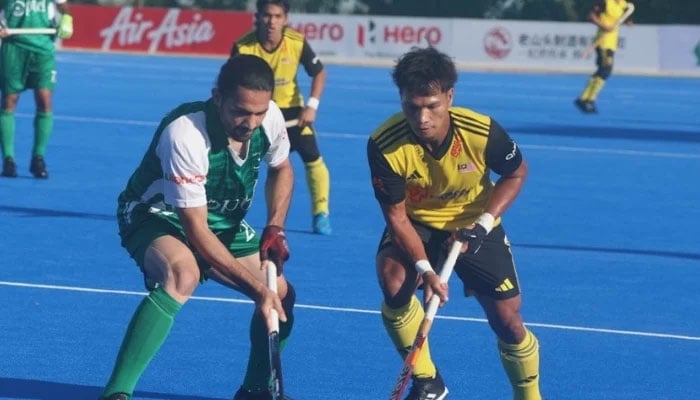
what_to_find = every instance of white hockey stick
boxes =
[388,239,463,400]
[5,28,57,35]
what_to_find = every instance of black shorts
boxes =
[281,106,321,162]
[378,222,521,300]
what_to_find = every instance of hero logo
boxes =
[100,8,215,52]
[290,22,343,41]
[358,20,441,47]
[484,27,513,59]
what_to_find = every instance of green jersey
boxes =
[117,98,290,239]
[1,0,64,53]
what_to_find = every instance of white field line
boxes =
[19,112,699,159]
[2,280,699,342]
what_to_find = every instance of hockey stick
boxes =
[266,261,285,400]
[388,239,464,400]
[5,28,57,35]
[581,2,635,59]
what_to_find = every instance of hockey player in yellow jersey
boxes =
[575,0,634,113]
[232,0,332,235]
[368,47,542,400]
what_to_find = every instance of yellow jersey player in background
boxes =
[232,0,332,235]
[575,0,633,114]
[368,47,542,400]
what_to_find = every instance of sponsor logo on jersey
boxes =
[165,173,206,184]
[12,0,47,17]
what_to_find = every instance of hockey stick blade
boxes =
[387,240,463,400]
[266,261,285,400]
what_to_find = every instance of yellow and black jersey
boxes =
[592,0,630,50]
[367,107,522,231]
[231,27,324,108]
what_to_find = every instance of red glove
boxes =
[260,225,290,274]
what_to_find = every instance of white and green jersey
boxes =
[0,0,62,53]
[117,98,290,237]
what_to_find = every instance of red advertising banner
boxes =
[62,5,254,56]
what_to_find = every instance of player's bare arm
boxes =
[381,201,448,305]
[265,158,294,227]
[176,205,286,322]
[484,160,528,219]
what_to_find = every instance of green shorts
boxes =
[0,41,56,94]
[120,215,261,273]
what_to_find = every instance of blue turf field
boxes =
[1,51,699,400]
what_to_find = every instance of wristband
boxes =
[306,97,320,110]
[475,212,495,234]
[414,259,434,276]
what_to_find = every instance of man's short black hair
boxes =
[217,55,275,99]
[392,47,458,96]
[256,0,290,13]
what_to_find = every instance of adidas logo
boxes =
[494,278,514,292]
[407,170,423,180]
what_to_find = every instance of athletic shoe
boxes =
[30,155,49,179]
[1,157,17,177]
[574,98,596,114]
[312,212,332,235]
[100,393,129,400]
[405,370,449,400]
[232,386,294,400]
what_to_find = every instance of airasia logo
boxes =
[289,22,344,42]
[484,27,512,59]
[357,20,441,47]
[100,8,216,52]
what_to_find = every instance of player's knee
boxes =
[169,264,201,299]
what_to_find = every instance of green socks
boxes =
[33,112,52,157]
[242,306,294,392]
[102,288,182,398]
[0,111,53,158]
[0,110,15,158]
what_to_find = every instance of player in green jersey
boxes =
[0,0,73,178]
[100,55,296,400]
[368,47,542,400]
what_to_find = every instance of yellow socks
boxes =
[580,76,606,102]
[304,157,330,216]
[498,329,542,400]
[381,296,436,379]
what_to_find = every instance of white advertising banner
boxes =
[288,14,452,60]
[287,14,698,76]
[450,19,659,72]
[658,26,700,73]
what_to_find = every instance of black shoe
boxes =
[30,155,49,179]
[1,157,17,177]
[574,98,596,114]
[405,370,449,400]
[100,393,129,400]
[232,386,294,400]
